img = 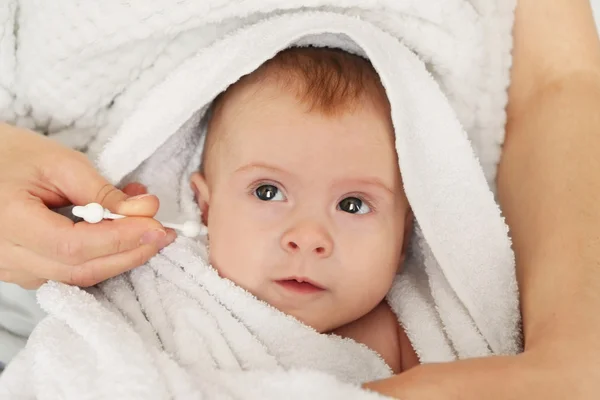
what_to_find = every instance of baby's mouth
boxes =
[275,277,325,294]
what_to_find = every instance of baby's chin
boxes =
[210,265,355,333]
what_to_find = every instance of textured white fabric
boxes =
[0,1,522,398]
[1,238,393,399]
[1,0,512,183]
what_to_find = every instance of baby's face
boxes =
[191,81,411,333]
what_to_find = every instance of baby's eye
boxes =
[254,184,285,201]
[338,197,371,215]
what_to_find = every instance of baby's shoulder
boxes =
[332,301,402,373]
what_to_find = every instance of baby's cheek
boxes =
[208,220,265,289]
[210,230,243,275]
[339,245,399,314]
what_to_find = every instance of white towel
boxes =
[0,1,522,398]
[1,238,395,398]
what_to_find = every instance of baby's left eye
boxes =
[337,197,371,215]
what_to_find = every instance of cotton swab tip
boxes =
[181,221,205,237]
[72,203,105,223]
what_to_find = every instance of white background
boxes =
[592,0,600,29]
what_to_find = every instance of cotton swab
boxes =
[72,203,124,223]
[160,221,206,238]
[72,203,206,238]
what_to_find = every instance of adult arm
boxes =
[364,1,600,398]
[499,0,600,358]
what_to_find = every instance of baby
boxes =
[190,47,418,373]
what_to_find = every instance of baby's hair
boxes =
[201,47,389,173]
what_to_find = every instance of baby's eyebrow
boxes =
[234,163,395,195]
[234,162,288,175]
[342,177,395,197]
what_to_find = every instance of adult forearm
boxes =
[363,73,600,400]
[362,354,548,400]
[498,72,600,350]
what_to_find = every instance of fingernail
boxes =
[126,194,152,201]
[140,229,166,245]
[158,230,177,249]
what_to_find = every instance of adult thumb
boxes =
[48,152,159,217]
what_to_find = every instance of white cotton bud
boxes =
[181,221,206,237]
[72,203,106,224]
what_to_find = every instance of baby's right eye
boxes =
[254,184,285,201]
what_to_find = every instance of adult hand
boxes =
[0,123,176,289]
[363,348,596,400]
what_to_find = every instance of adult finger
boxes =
[6,197,174,265]
[0,236,174,287]
[0,267,45,289]
[122,182,149,197]
[66,243,171,287]
[40,151,159,217]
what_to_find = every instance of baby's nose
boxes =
[281,223,333,258]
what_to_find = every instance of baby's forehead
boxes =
[201,47,393,172]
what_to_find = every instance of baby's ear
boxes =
[190,172,210,225]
